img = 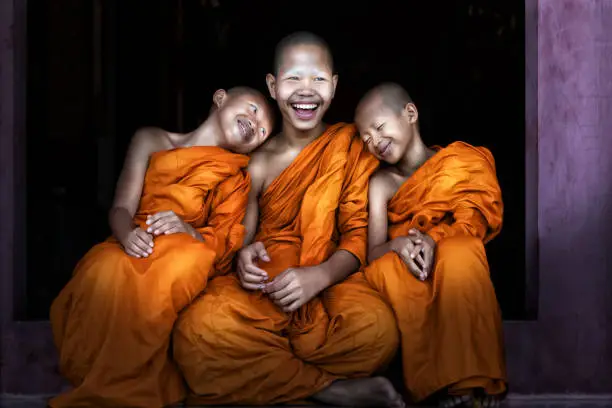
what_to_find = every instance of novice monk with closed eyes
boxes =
[355,83,507,408]
[49,87,273,408]
[173,32,404,408]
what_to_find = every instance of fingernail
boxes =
[147,228,152,233]
[146,220,151,225]
[148,249,152,254]
[154,230,159,235]
[149,242,154,247]
[411,254,415,258]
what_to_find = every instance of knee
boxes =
[348,304,399,366]
[435,235,491,288]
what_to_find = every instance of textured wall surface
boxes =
[504,0,612,394]
[2,0,612,395]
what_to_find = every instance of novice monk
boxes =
[355,83,507,408]
[173,32,403,408]
[49,87,273,408]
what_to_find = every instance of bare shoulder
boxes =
[248,134,284,173]
[129,126,174,156]
[369,169,396,204]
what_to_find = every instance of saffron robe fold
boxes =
[173,123,399,405]
[49,147,250,408]
[364,141,507,402]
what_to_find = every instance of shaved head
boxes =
[210,86,267,114]
[358,82,414,115]
[273,31,334,75]
[226,86,262,98]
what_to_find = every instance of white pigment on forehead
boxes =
[280,47,332,76]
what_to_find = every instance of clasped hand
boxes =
[121,210,193,258]
[237,242,325,312]
[394,229,436,281]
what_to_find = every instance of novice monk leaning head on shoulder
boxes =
[48,86,274,408]
[356,82,507,408]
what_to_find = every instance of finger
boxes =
[408,228,421,236]
[135,229,154,247]
[134,233,154,253]
[146,210,174,224]
[240,271,267,284]
[164,226,183,235]
[125,247,141,258]
[132,237,152,256]
[267,283,296,301]
[239,279,263,291]
[253,242,270,262]
[264,270,293,293]
[423,247,434,274]
[410,243,423,259]
[244,264,268,277]
[146,218,170,234]
[282,298,303,313]
[276,290,300,306]
[400,249,425,280]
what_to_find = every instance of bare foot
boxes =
[474,395,501,408]
[312,376,405,407]
[439,394,472,408]
[439,393,501,408]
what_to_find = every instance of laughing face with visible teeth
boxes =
[213,89,274,154]
[266,44,337,132]
[355,95,419,165]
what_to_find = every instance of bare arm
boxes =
[241,153,267,245]
[108,127,160,242]
[366,172,397,263]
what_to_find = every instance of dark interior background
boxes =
[25,0,526,320]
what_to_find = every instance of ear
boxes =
[266,74,277,100]
[213,89,227,108]
[402,103,419,124]
[331,74,339,99]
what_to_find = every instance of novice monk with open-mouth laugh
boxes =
[173,32,405,408]
[49,87,273,408]
[355,82,507,408]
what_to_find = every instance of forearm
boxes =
[320,249,360,288]
[368,238,402,264]
[108,207,136,241]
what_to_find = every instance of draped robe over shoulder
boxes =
[174,123,399,405]
[49,147,250,408]
[364,142,507,402]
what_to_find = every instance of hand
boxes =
[263,266,326,313]
[145,211,193,237]
[392,236,428,281]
[408,229,436,279]
[120,227,154,258]
[236,242,270,290]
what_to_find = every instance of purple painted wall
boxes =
[503,0,612,394]
[1,0,612,395]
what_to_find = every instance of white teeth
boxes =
[292,103,317,110]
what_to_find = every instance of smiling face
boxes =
[214,89,274,154]
[355,95,418,164]
[266,44,338,132]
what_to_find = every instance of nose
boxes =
[297,78,316,94]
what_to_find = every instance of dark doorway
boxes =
[25,0,527,320]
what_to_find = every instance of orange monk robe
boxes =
[364,141,507,403]
[173,123,399,406]
[49,147,250,408]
